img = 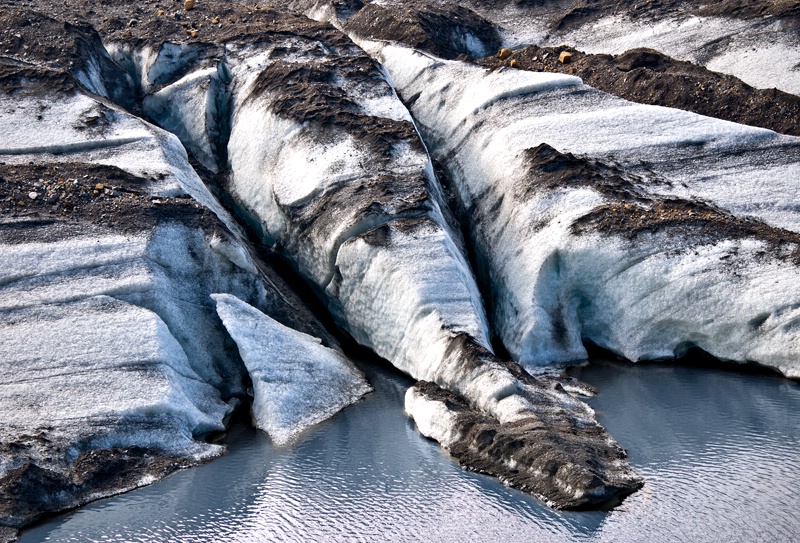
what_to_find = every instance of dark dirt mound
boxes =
[410,376,642,510]
[0,163,219,239]
[0,447,185,533]
[344,1,501,59]
[478,45,800,136]
[246,54,420,152]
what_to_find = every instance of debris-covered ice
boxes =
[370,43,800,377]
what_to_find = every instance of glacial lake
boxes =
[20,358,800,542]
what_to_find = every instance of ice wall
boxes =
[370,43,800,377]
[0,28,343,530]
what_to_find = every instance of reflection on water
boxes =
[20,359,800,542]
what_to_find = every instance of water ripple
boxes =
[24,360,800,543]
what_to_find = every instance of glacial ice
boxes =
[143,66,227,173]
[0,39,354,528]
[213,293,371,445]
[371,43,800,377]
[1,5,648,517]
[0,296,228,455]
[215,33,564,424]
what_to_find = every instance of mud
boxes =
[478,46,800,137]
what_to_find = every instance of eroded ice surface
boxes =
[370,43,800,377]
[0,24,345,531]
[112,19,642,507]
[214,293,371,445]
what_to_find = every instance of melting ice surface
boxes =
[19,360,800,543]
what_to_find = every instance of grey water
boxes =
[20,359,800,543]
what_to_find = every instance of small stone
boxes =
[158,9,165,16]
[187,29,198,38]
[184,0,195,10]
[509,59,519,68]
[212,16,219,24]
[559,51,572,64]
[497,48,512,60]
[28,192,38,200]
[95,183,104,190]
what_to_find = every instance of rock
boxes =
[509,59,519,68]
[497,47,512,60]
[184,0,195,11]
[26,192,37,200]
[559,50,572,63]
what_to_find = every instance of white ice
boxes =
[213,293,371,445]
[373,43,800,377]
[0,295,227,476]
[404,386,461,448]
[143,66,226,173]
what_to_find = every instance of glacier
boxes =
[364,42,800,377]
[2,0,800,539]
[115,7,642,508]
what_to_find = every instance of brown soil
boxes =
[0,0,341,49]
[0,163,217,240]
[478,45,800,136]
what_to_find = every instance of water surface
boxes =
[21,359,800,542]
